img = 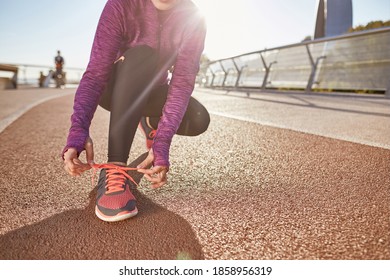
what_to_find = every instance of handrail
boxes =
[0,62,85,87]
[207,27,390,64]
[202,27,390,97]
[0,63,85,71]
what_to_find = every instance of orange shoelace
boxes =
[92,164,139,194]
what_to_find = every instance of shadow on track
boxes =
[0,153,203,260]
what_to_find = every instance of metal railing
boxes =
[0,63,85,87]
[200,27,390,97]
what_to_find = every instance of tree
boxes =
[200,53,210,65]
[198,53,210,74]
[197,53,211,85]
[348,20,390,33]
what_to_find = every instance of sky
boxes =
[0,0,389,69]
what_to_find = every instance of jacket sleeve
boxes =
[152,13,207,167]
[63,0,124,156]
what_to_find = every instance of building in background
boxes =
[314,0,353,39]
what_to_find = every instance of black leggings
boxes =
[99,46,210,163]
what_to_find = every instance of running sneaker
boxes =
[138,116,156,150]
[93,164,138,222]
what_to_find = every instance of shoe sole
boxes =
[95,206,138,222]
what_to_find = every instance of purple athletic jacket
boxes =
[63,0,206,166]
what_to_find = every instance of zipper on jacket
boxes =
[156,6,177,54]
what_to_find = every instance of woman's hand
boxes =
[63,137,94,176]
[137,149,169,189]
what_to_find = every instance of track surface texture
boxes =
[0,87,389,260]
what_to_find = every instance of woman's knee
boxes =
[192,110,210,135]
[179,107,210,136]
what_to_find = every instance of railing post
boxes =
[11,70,18,89]
[305,45,326,93]
[219,61,229,87]
[236,65,247,88]
[260,52,277,90]
[209,68,216,88]
[386,79,390,99]
[231,58,241,88]
[22,66,28,85]
[224,69,235,87]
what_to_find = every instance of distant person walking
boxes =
[54,50,64,76]
[62,0,209,222]
[54,50,65,88]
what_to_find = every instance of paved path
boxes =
[0,86,74,133]
[196,88,390,149]
[0,87,389,259]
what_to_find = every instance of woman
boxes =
[62,0,209,222]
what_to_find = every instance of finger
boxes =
[64,164,81,177]
[63,148,86,176]
[144,173,164,183]
[63,164,70,174]
[66,165,82,175]
[138,169,165,177]
[85,137,94,165]
[149,179,167,189]
[137,149,155,169]
[64,156,77,169]
[137,168,155,175]
[66,158,90,174]
[138,166,167,175]
[137,156,154,169]
[72,158,84,165]
[64,160,80,174]
[63,148,78,162]
[144,171,167,183]
[73,158,91,170]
